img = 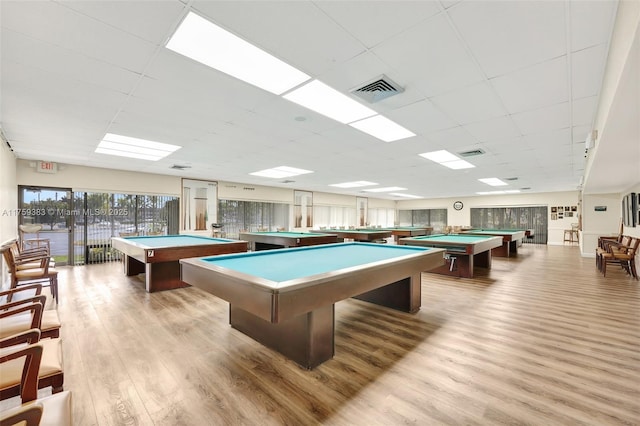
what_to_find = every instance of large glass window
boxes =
[313,205,356,229]
[73,192,179,264]
[367,208,395,227]
[218,200,289,238]
[398,209,447,232]
[470,206,548,244]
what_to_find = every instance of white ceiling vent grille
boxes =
[458,149,485,157]
[350,75,404,103]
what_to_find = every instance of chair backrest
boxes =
[1,246,17,274]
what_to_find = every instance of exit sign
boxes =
[36,161,57,174]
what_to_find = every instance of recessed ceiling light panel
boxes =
[349,115,416,142]
[166,12,310,95]
[95,133,180,161]
[330,181,378,188]
[363,187,407,193]
[250,166,313,178]
[283,80,377,124]
[478,177,508,186]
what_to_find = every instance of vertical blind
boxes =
[397,209,448,232]
[470,206,548,244]
[73,192,179,264]
[218,200,290,239]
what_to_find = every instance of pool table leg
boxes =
[352,273,421,313]
[124,256,145,276]
[145,261,190,292]
[229,304,335,370]
[491,242,510,257]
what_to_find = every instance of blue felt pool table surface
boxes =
[122,235,237,247]
[199,242,435,282]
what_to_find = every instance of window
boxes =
[398,209,447,232]
[218,200,289,238]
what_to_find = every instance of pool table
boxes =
[360,226,434,242]
[111,235,248,292]
[239,231,338,251]
[398,234,503,278]
[310,228,393,242]
[460,229,527,257]
[180,242,445,369]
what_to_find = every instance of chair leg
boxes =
[51,276,59,303]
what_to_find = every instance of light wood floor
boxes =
[3,244,640,425]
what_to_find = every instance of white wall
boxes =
[0,141,18,245]
[0,138,18,287]
[16,160,181,195]
[397,191,581,245]
[217,181,292,203]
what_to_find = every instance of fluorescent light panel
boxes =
[166,12,310,95]
[96,133,180,161]
[442,159,475,169]
[390,193,422,199]
[419,150,459,163]
[250,166,313,179]
[283,80,377,124]
[419,150,475,169]
[349,115,416,142]
[479,178,508,186]
[330,181,378,188]
[364,187,407,193]
[476,190,521,195]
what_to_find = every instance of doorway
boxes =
[18,186,73,265]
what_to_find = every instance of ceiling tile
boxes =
[572,96,598,126]
[463,115,521,142]
[1,0,157,72]
[571,44,608,99]
[491,56,568,114]
[59,0,185,44]
[191,1,366,76]
[570,0,618,51]
[315,1,441,48]
[430,81,508,125]
[372,13,484,97]
[449,0,566,77]
[511,102,570,135]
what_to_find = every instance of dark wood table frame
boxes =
[399,236,503,278]
[112,237,248,292]
[239,232,338,251]
[180,244,445,369]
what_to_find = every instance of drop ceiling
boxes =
[1,0,637,200]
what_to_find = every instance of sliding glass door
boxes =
[18,186,73,265]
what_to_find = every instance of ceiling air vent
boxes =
[504,177,518,181]
[280,180,295,184]
[170,164,191,170]
[350,75,404,103]
[458,149,485,157]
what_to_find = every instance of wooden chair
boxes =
[1,246,59,303]
[0,329,64,401]
[0,287,61,339]
[18,224,50,254]
[596,235,626,271]
[601,237,639,278]
[0,337,71,425]
[5,240,54,272]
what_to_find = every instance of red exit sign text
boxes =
[36,161,57,174]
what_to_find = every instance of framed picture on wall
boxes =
[637,193,640,226]
[551,207,557,213]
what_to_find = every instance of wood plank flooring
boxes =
[2,244,639,425]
